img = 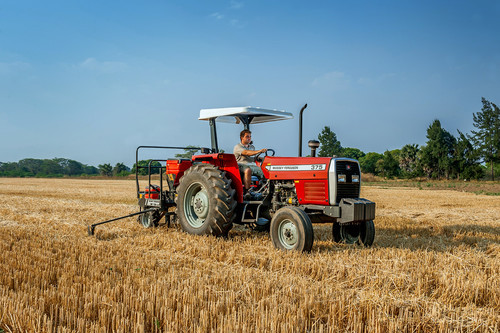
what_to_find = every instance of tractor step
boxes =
[241,202,264,223]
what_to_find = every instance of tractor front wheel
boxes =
[270,207,313,252]
[176,164,236,237]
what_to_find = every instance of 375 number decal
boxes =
[311,164,324,170]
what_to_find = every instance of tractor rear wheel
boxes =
[176,164,236,237]
[270,207,313,252]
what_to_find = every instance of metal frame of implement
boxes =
[87,146,208,236]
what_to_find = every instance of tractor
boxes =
[89,105,375,252]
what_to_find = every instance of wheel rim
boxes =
[183,182,209,228]
[140,212,151,227]
[278,219,298,249]
[340,224,360,244]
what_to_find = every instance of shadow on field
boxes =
[88,220,499,254]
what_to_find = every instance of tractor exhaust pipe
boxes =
[308,140,320,157]
[298,103,308,157]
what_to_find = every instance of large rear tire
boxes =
[270,207,313,252]
[176,164,236,237]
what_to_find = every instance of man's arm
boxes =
[241,148,267,156]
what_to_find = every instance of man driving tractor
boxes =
[233,129,267,200]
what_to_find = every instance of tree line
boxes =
[0,144,204,178]
[2,98,498,180]
[317,97,499,180]
[0,159,168,178]
[0,158,100,177]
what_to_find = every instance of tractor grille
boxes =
[304,181,327,202]
[336,160,360,175]
[335,160,360,203]
[336,183,360,203]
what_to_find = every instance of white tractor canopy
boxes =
[199,106,294,125]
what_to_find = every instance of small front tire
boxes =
[270,207,313,252]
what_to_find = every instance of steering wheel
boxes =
[255,148,275,161]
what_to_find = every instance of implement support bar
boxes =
[87,208,158,236]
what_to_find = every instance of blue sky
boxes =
[1,0,499,167]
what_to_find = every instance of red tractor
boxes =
[89,105,375,252]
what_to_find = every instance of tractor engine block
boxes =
[271,180,298,213]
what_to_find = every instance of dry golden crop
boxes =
[0,178,498,332]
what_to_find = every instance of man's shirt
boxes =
[233,143,255,164]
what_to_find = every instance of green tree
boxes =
[399,144,422,178]
[50,158,85,176]
[98,163,113,177]
[40,159,64,176]
[18,158,43,176]
[82,165,99,175]
[317,126,342,157]
[420,120,456,179]
[359,152,383,174]
[471,98,500,180]
[341,147,365,160]
[0,162,22,177]
[54,159,84,176]
[132,160,162,175]
[453,130,483,180]
[175,146,200,159]
[113,163,130,176]
[375,150,400,178]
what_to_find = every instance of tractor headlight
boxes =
[352,175,360,183]
[338,174,346,183]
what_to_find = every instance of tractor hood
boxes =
[199,106,293,124]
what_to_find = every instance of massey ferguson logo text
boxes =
[266,164,326,171]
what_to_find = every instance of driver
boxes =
[233,129,266,199]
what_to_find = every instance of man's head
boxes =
[240,129,252,145]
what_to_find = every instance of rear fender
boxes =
[192,153,244,202]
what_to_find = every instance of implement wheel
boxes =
[139,210,161,228]
[359,220,375,247]
[176,164,236,237]
[270,207,313,252]
[332,220,375,247]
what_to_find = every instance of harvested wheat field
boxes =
[0,178,498,332]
